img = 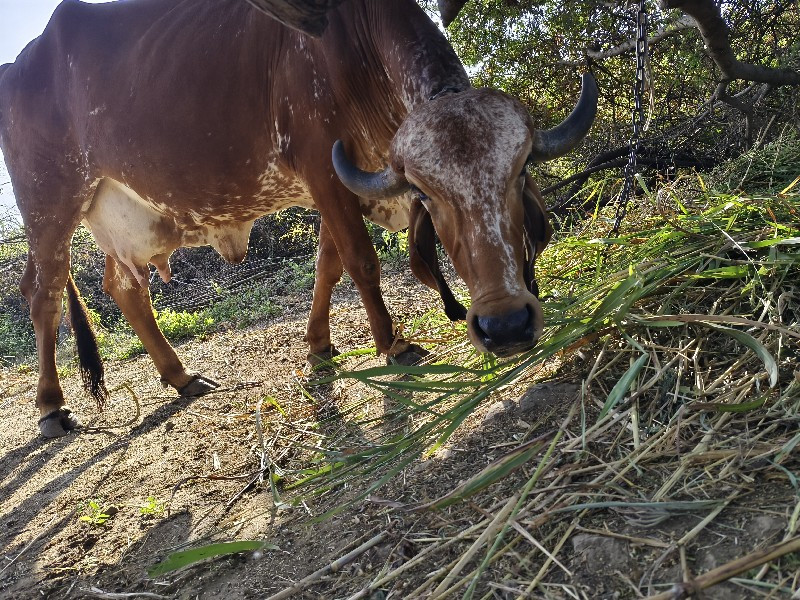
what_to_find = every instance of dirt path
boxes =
[0,266,406,597]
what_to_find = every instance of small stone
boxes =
[744,515,786,542]
[518,382,580,413]
[571,534,632,572]
[481,401,507,423]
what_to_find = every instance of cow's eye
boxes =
[411,185,430,203]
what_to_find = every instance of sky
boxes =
[0,0,111,221]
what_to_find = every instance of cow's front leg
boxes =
[305,221,343,366]
[314,191,425,362]
[103,256,218,397]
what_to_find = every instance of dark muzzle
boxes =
[473,305,537,357]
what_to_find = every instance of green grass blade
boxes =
[597,353,649,421]
[148,541,274,578]
[416,434,553,510]
[704,323,778,387]
[309,363,485,385]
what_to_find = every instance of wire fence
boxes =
[154,252,316,313]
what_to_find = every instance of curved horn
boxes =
[332,140,410,199]
[530,73,598,162]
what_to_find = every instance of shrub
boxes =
[115,308,214,359]
[207,282,281,329]
[0,309,35,365]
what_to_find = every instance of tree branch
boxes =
[660,0,800,85]
[585,15,696,60]
[438,0,469,27]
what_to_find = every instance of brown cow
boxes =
[0,0,596,438]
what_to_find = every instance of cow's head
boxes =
[333,74,597,357]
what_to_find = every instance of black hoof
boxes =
[307,345,340,369]
[387,344,430,366]
[38,407,81,438]
[177,375,220,397]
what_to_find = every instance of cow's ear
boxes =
[408,200,439,291]
[522,178,552,296]
[408,199,467,322]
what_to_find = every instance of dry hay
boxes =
[256,187,800,599]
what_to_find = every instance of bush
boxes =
[206,282,282,329]
[0,310,35,365]
[114,308,214,359]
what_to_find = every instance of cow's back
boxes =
[0,0,462,230]
[0,0,299,209]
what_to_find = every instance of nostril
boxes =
[472,315,490,345]
[476,305,533,348]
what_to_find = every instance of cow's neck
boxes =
[328,0,470,166]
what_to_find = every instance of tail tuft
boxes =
[66,273,108,409]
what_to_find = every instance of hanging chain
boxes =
[612,0,649,237]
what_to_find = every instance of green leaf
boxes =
[598,353,649,421]
[148,541,275,578]
[704,324,778,387]
[264,395,287,417]
[775,432,800,463]
[309,363,483,385]
[589,273,641,325]
[637,319,687,327]
[550,499,722,514]
[746,236,800,248]
[690,266,750,279]
[417,435,552,510]
[700,396,769,412]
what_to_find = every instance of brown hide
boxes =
[243,0,345,36]
[0,0,471,436]
[243,0,469,34]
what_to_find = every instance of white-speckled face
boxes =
[392,88,546,354]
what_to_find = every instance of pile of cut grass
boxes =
[710,130,800,194]
[252,173,800,598]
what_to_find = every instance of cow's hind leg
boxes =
[102,256,218,396]
[305,221,344,366]
[20,222,82,437]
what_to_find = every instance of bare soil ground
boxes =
[1,263,798,600]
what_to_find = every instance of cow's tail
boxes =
[66,273,108,409]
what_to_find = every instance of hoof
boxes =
[387,343,430,366]
[307,345,340,369]
[177,375,220,397]
[38,407,81,438]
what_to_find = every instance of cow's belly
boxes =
[82,178,266,287]
[82,177,411,288]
